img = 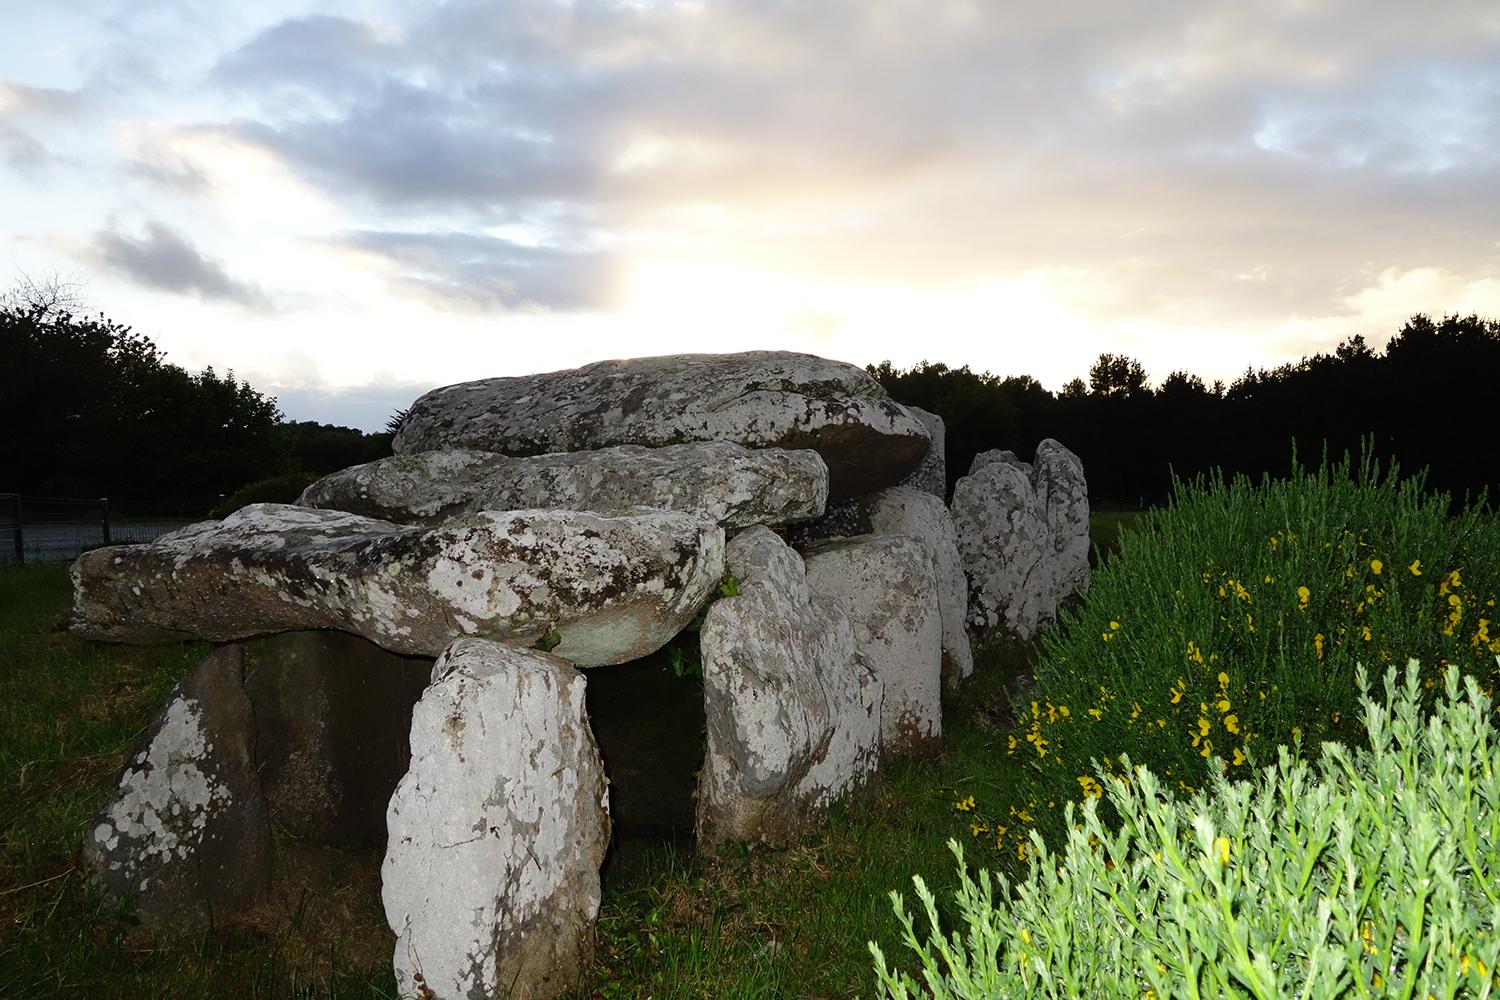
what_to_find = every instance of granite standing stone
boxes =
[383,638,610,1000]
[696,527,882,847]
[81,645,270,930]
[804,534,943,755]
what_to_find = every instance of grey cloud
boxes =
[93,222,268,307]
[340,229,620,312]
[180,0,1500,331]
[1,122,54,172]
[212,14,396,101]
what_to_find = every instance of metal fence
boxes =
[0,494,206,565]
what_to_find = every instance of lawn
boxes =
[0,514,1136,999]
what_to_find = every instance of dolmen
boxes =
[69,350,1088,999]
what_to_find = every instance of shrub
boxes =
[986,448,1499,857]
[208,471,318,518]
[874,661,1500,998]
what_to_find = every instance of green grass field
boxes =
[0,511,1141,999]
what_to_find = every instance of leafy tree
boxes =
[0,303,285,508]
[1087,352,1149,398]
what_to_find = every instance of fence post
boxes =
[9,494,21,565]
[100,497,111,546]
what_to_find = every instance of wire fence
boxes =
[0,494,210,565]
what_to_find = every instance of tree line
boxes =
[5,280,1494,515]
[870,313,1500,508]
[1,299,392,515]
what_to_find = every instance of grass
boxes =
[0,512,1138,999]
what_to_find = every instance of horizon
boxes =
[5,2,1499,433]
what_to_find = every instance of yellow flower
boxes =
[1077,775,1103,799]
[1362,625,1372,641]
[1214,836,1230,864]
[1297,585,1310,607]
[1200,738,1213,757]
[1020,927,1031,946]
[1110,619,1120,630]
[1217,671,1229,688]
[970,822,987,837]
[1217,698,1231,713]
[1292,725,1302,742]
[1088,707,1103,720]
[1370,558,1383,575]
[1224,714,1240,734]
[955,794,976,811]
[1314,633,1325,659]
[1409,559,1422,575]
[1169,686,1183,705]
[1058,705,1070,717]
[1231,747,1247,766]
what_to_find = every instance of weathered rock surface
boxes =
[898,406,947,497]
[383,638,609,1000]
[804,535,942,755]
[865,487,974,685]
[69,503,724,666]
[391,352,930,499]
[952,461,1051,641]
[696,527,881,846]
[299,441,828,530]
[82,645,270,930]
[244,631,432,845]
[970,449,1031,476]
[1033,438,1091,603]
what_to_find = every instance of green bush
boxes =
[874,662,1500,999]
[208,471,318,518]
[986,449,1500,856]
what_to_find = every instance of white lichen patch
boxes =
[93,697,231,867]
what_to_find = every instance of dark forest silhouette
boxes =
[1,303,389,512]
[5,294,1495,513]
[870,313,1499,507]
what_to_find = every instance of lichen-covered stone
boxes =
[804,535,942,755]
[298,441,828,530]
[952,461,1051,641]
[244,631,432,845]
[383,638,609,1000]
[81,645,269,930]
[391,351,929,499]
[696,527,881,847]
[970,448,1031,476]
[1033,438,1091,603]
[897,406,947,497]
[865,487,973,686]
[69,503,724,666]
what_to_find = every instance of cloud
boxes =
[92,221,269,306]
[337,229,621,312]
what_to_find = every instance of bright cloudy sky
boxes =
[4,1,1499,430]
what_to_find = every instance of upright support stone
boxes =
[1032,438,1091,604]
[696,527,882,847]
[865,486,974,686]
[383,638,610,1000]
[245,631,432,845]
[81,645,270,930]
[804,534,943,756]
[952,461,1050,641]
[897,406,947,497]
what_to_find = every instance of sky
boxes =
[3,0,1499,431]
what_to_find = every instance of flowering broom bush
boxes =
[875,662,1500,999]
[974,449,1500,860]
